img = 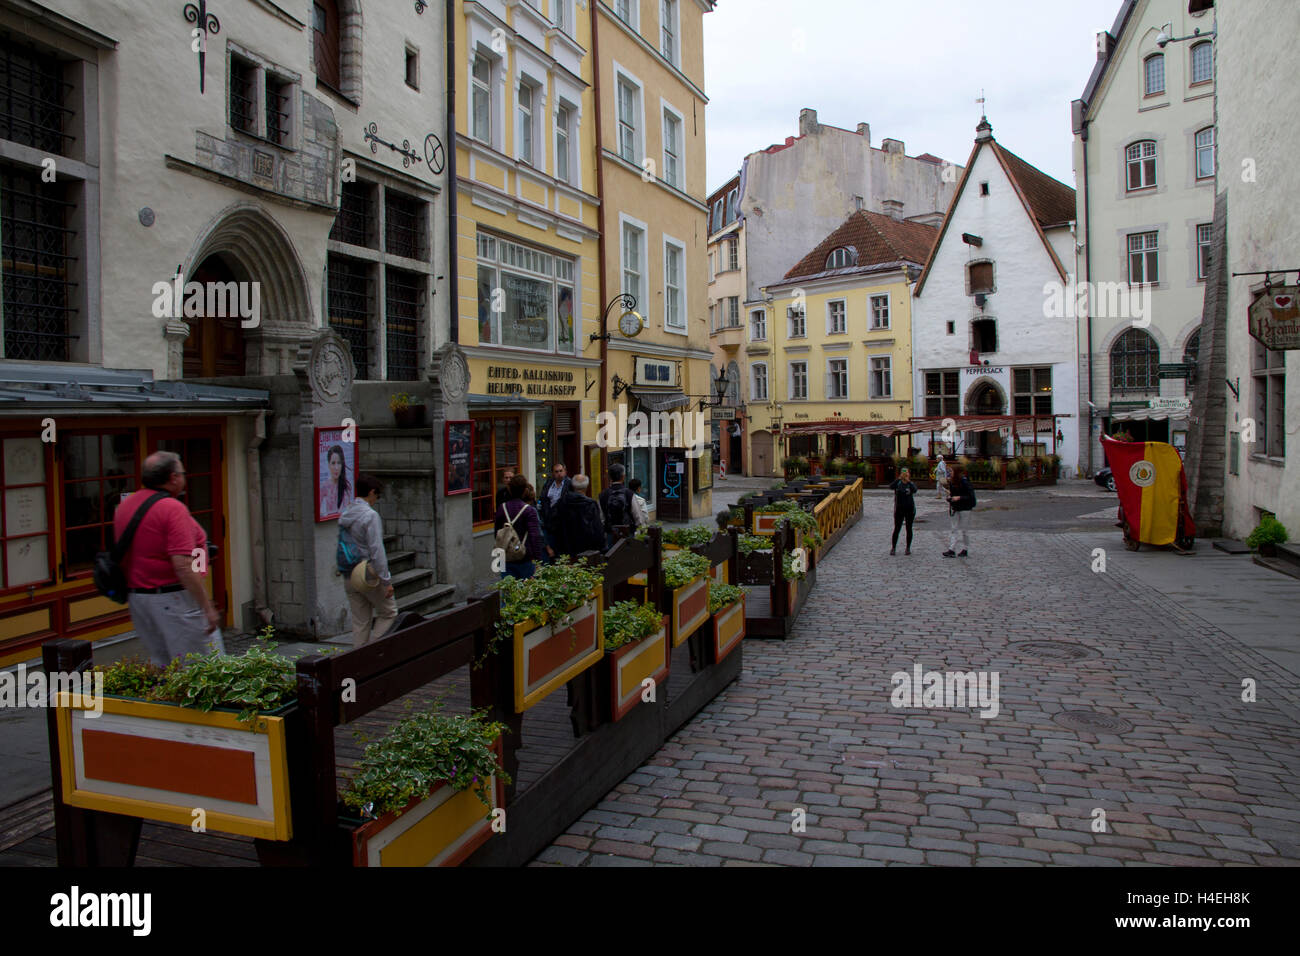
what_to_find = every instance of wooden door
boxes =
[147,427,227,620]
[752,430,773,477]
[182,256,247,378]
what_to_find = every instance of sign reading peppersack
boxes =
[1248,285,1300,351]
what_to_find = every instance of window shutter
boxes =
[557,407,576,433]
[314,0,342,90]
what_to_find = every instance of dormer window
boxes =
[825,246,857,270]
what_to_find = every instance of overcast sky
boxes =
[703,0,1124,196]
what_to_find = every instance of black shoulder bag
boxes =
[94,492,168,604]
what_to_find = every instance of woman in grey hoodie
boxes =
[338,474,397,646]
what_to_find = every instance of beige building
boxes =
[706,175,747,474]
[1072,0,1217,474]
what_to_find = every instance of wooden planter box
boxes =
[607,615,670,721]
[711,596,746,662]
[512,591,604,712]
[669,575,710,647]
[752,512,783,535]
[54,692,295,841]
[350,741,504,867]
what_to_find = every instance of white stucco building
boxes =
[911,118,1081,475]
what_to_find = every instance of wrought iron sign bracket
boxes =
[365,122,420,168]
[183,1,221,94]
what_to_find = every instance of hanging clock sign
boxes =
[618,310,645,337]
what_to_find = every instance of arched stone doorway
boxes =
[183,253,247,378]
[966,378,1006,457]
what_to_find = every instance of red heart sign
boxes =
[1275,295,1294,308]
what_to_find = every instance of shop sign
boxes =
[709,407,733,421]
[964,366,1005,375]
[634,356,679,387]
[1248,285,1300,350]
[1149,397,1190,412]
[484,365,578,397]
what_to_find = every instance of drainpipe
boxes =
[1081,120,1095,477]
[590,0,610,470]
[446,0,460,345]
[247,410,272,626]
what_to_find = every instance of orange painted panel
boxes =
[527,612,596,682]
[81,728,259,805]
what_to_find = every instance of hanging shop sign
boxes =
[634,356,679,387]
[1248,285,1300,350]
[484,365,578,397]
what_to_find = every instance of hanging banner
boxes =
[1248,285,1300,350]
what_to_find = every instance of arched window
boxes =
[727,361,741,405]
[1126,140,1157,190]
[1190,41,1213,85]
[1195,127,1215,180]
[1183,328,1201,388]
[825,246,857,270]
[1111,328,1160,392]
[1144,53,1165,95]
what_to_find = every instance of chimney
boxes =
[857,122,871,143]
[881,138,905,155]
[799,108,819,137]
[975,116,993,143]
[882,200,905,221]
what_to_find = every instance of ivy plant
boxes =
[660,524,716,548]
[756,499,803,514]
[494,556,604,647]
[152,645,298,724]
[737,533,771,557]
[662,551,711,590]
[775,508,823,549]
[341,705,509,818]
[707,581,744,615]
[94,656,168,699]
[603,600,664,651]
[782,551,807,582]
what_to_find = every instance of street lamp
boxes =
[699,364,730,413]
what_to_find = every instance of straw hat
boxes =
[350,559,381,591]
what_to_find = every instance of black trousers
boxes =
[892,510,914,549]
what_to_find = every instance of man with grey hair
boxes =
[113,451,224,665]
[553,474,605,557]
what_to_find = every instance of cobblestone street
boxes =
[534,493,1300,866]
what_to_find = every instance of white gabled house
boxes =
[911,118,1083,476]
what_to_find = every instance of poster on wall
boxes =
[693,444,713,491]
[445,421,473,496]
[315,427,358,522]
[657,448,688,521]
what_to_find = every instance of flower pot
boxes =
[350,740,503,867]
[512,591,603,712]
[607,615,670,721]
[710,595,746,662]
[54,692,295,841]
[393,405,426,428]
[669,575,710,647]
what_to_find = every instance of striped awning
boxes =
[631,388,693,413]
[783,415,1064,437]
[782,420,911,437]
[1109,405,1190,422]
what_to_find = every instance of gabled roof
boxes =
[913,126,1076,296]
[1077,0,1139,116]
[779,210,938,284]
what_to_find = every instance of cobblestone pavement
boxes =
[532,497,1300,866]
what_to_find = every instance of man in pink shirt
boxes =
[113,451,224,665]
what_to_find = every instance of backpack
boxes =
[337,524,364,574]
[602,487,634,532]
[578,498,607,551]
[94,491,169,603]
[495,504,530,562]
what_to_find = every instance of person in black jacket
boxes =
[554,474,606,557]
[598,463,635,549]
[888,468,918,555]
[943,466,977,557]
[538,462,570,561]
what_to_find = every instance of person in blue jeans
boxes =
[495,474,544,579]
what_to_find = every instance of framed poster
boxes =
[315,427,358,522]
[445,421,473,496]
[693,444,713,490]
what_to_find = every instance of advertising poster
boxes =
[445,421,473,496]
[316,427,358,522]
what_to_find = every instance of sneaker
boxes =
[942,550,956,558]
[890,547,896,555]
[905,548,911,555]
[959,550,968,557]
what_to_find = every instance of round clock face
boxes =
[618,311,644,337]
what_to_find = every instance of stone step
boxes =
[390,567,433,598]
[1275,542,1300,566]
[1212,539,1252,555]
[383,533,399,551]
[1253,554,1300,582]
[397,583,458,617]
[387,549,416,573]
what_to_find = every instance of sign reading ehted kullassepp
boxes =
[1248,285,1300,350]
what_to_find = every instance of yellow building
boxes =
[591,0,716,521]
[453,0,603,542]
[749,210,938,464]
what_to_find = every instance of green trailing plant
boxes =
[660,524,715,548]
[737,533,771,556]
[781,551,807,581]
[341,705,509,818]
[775,508,823,549]
[1246,515,1289,549]
[94,656,168,699]
[707,581,744,615]
[756,499,803,514]
[662,551,710,589]
[602,600,664,651]
[494,557,604,647]
[387,392,415,413]
[152,645,297,724]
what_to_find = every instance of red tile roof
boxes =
[781,210,939,282]
[993,143,1077,227]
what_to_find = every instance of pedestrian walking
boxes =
[934,453,951,500]
[598,463,636,548]
[889,467,918,555]
[554,474,606,557]
[495,474,543,580]
[539,462,571,561]
[494,469,515,512]
[113,451,225,666]
[943,465,977,557]
[628,478,649,528]
[338,474,398,646]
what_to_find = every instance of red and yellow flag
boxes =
[1101,436,1188,546]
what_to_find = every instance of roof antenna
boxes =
[976,89,986,123]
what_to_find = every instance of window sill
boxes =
[1138,101,1169,112]
[316,78,359,109]
[1248,454,1286,467]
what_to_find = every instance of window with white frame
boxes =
[827,358,848,399]
[726,237,738,271]
[750,309,766,341]
[1195,127,1215,180]
[870,294,890,329]
[869,356,891,399]
[924,371,960,416]
[1190,41,1213,85]
[1144,53,1165,95]
[1197,223,1213,280]
[788,304,806,338]
[1252,341,1285,458]
[726,297,740,327]
[1013,367,1053,414]
[708,303,715,331]
[615,0,635,28]
[708,250,715,281]
[827,299,846,335]
[789,361,808,400]
[1126,141,1157,190]
[662,106,682,188]
[1128,231,1159,284]
[555,104,571,182]
[751,363,768,401]
[622,220,645,304]
[661,0,679,66]
[664,239,685,331]
[516,79,536,164]
[554,0,571,35]
[475,233,577,354]
[471,53,493,144]
[825,246,856,270]
[617,74,640,163]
